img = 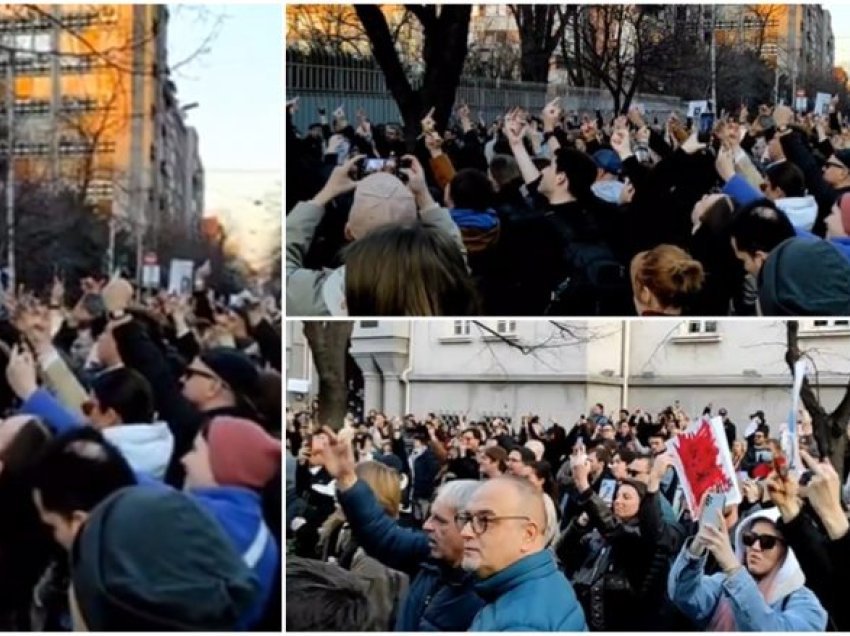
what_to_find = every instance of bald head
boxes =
[460,475,548,579]
[478,476,547,533]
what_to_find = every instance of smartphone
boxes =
[698,112,715,142]
[599,478,617,506]
[700,491,726,530]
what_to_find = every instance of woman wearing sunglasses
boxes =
[668,507,827,631]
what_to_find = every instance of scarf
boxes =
[707,559,782,631]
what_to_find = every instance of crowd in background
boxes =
[286,401,850,631]
[0,273,282,630]
[286,97,850,316]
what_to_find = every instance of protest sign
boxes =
[168,259,195,295]
[815,93,832,116]
[785,358,808,471]
[666,416,742,516]
[687,100,708,118]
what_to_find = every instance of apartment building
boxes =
[0,4,167,228]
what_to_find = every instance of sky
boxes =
[167,3,282,267]
[824,3,850,68]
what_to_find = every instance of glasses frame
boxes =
[742,531,784,550]
[454,512,531,535]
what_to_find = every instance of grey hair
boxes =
[434,479,481,512]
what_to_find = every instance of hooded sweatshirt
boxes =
[668,507,827,631]
[722,174,817,231]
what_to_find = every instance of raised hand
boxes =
[421,107,436,135]
[610,129,632,159]
[542,97,562,130]
[799,449,848,539]
[6,343,38,401]
[715,146,736,183]
[627,105,645,128]
[765,469,801,522]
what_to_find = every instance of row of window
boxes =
[0,56,106,74]
[0,140,116,156]
[0,98,101,116]
[360,320,850,340]
[0,10,116,33]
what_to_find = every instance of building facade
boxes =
[0,4,168,230]
[287,320,850,435]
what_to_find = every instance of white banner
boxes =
[666,416,742,517]
[786,358,808,471]
[141,265,160,289]
[815,93,832,116]
[168,259,195,295]
[687,100,709,118]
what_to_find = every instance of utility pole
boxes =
[5,48,15,292]
[49,5,60,185]
[710,5,717,110]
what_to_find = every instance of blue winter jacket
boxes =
[337,479,483,631]
[470,550,588,631]
[668,539,827,631]
[20,389,278,630]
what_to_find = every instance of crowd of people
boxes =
[286,97,850,316]
[286,402,850,632]
[0,273,282,630]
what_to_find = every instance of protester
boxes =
[320,430,485,631]
[458,475,588,630]
[668,507,827,631]
[630,244,705,315]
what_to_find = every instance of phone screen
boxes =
[365,158,386,174]
[699,112,716,136]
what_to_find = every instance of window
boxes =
[359,321,378,328]
[813,320,850,328]
[496,320,516,335]
[453,320,470,336]
[674,320,721,344]
[687,320,717,334]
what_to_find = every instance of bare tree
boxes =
[303,321,355,431]
[355,4,471,139]
[508,5,567,83]
[786,321,850,476]
[743,4,784,61]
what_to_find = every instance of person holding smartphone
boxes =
[668,506,826,631]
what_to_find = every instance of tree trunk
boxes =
[303,321,355,431]
[356,5,471,142]
[785,321,850,476]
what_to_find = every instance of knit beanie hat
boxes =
[199,348,260,401]
[759,237,850,315]
[206,416,282,489]
[347,173,417,240]
[835,149,850,170]
[71,486,259,630]
[838,193,850,234]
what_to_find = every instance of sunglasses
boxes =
[742,532,784,550]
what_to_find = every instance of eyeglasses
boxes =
[454,512,531,535]
[742,532,784,550]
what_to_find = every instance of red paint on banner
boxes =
[674,419,732,512]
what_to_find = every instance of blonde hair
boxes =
[356,461,401,519]
[632,244,705,311]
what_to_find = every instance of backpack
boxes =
[544,212,631,316]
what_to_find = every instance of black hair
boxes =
[531,460,559,504]
[614,448,637,464]
[510,445,536,466]
[765,162,805,198]
[554,148,598,200]
[729,199,795,257]
[449,168,494,211]
[30,427,135,519]
[91,368,155,424]
[286,557,376,631]
[462,427,483,443]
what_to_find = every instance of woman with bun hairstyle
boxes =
[631,245,705,316]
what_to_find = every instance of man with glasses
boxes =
[327,435,484,631]
[457,475,587,631]
[449,428,484,480]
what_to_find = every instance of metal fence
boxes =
[286,50,684,131]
